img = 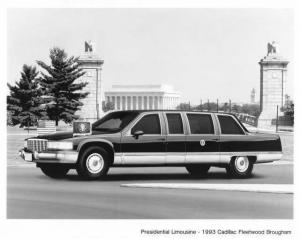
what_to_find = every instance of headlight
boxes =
[47,141,73,150]
[24,140,28,148]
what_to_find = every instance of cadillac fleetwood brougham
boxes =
[19,110,282,179]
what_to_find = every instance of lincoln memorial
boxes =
[105,84,181,110]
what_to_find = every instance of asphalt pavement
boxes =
[7,164,293,219]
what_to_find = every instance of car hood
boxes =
[34,130,114,140]
[36,131,74,140]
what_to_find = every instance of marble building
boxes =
[105,84,181,110]
[257,41,289,128]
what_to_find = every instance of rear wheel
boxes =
[186,164,210,177]
[76,146,111,180]
[226,156,253,178]
[40,165,69,179]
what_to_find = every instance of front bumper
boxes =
[19,149,78,164]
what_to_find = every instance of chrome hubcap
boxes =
[86,153,104,174]
[235,156,249,173]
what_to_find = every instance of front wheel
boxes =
[226,156,253,178]
[186,164,210,177]
[40,165,69,179]
[76,146,111,180]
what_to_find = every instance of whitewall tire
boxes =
[226,156,253,178]
[77,146,110,180]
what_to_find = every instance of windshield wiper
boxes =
[92,127,120,132]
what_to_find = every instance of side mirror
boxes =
[132,130,144,139]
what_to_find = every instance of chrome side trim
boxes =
[123,153,165,165]
[112,151,283,165]
[114,153,122,165]
[186,154,219,164]
[219,152,283,164]
[165,153,185,164]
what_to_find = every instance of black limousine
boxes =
[20,110,282,179]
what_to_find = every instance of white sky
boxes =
[7,8,294,104]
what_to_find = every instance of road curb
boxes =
[121,183,293,194]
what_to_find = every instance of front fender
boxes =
[77,138,114,152]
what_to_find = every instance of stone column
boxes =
[166,97,169,109]
[77,51,104,121]
[146,96,149,109]
[151,96,154,110]
[144,96,147,109]
[113,96,117,110]
[133,96,136,110]
[116,96,120,110]
[258,43,289,129]
[127,96,130,110]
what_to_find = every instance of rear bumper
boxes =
[19,149,78,164]
[255,152,283,164]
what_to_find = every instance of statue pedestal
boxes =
[257,110,283,129]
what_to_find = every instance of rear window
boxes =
[187,114,214,134]
[217,115,244,134]
[166,113,184,134]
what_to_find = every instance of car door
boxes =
[163,112,186,164]
[217,113,249,153]
[184,113,220,164]
[121,112,166,165]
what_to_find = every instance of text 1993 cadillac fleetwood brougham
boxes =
[20,110,282,179]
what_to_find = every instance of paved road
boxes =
[7,164,293,219]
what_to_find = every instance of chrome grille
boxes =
[27,139,48,152]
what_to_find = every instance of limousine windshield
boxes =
[92,111,139,133]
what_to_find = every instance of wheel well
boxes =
[230,155,257,163]
[77,142,114,165]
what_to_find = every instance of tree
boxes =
[231,104,242,113]
[176,103,191,110]
[282,95,294,125]
[7,65,44,127]
[102,101,115,112]
[241,104,260,117]
[37,47,88,126]
[219,102,229,112]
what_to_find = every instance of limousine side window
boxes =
[166,113,184,134]
[187,114,214,134]
[217,115,244,135]
[131,114,161,135]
